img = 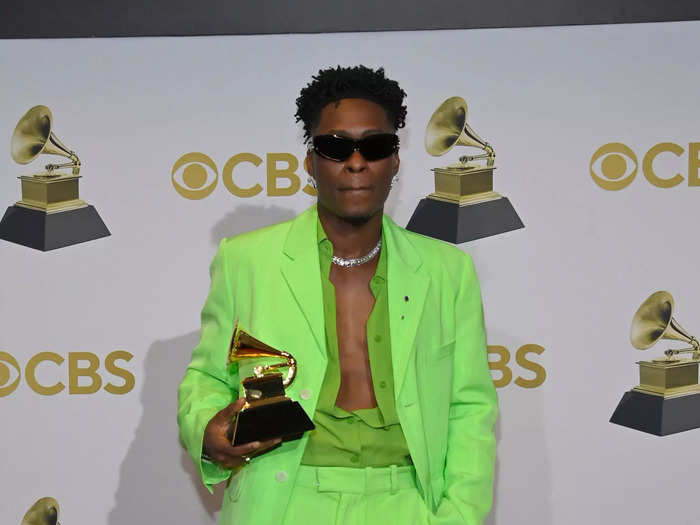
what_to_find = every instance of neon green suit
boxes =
[177,205,498,524]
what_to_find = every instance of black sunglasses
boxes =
[311,133,399,162]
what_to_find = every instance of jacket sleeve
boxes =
[177,239,240,492]
[432,253,498,524]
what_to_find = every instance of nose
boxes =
[345,149,368,173]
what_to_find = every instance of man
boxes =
[178,65,497,525]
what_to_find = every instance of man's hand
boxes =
[202,398,281,469]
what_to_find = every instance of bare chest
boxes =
[329,263,379,409]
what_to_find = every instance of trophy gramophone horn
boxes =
[425,96,494,164]
[229,324,297,387]
[630,291,699,351]
[11,105,80,175]
[21,497,60,525]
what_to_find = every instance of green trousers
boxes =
[282,465,430,525]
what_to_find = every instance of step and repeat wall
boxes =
[1,20,699,525]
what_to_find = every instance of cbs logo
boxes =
[0,350,134,397]
[488,344,546,388]
[172,152,316,200]
[590,142,700,190]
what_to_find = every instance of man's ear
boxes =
[393,152,400,175]
[304,152,313,176]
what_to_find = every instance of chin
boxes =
[328,202,381,225]
[340,211,375,225]
[318,190,387,224]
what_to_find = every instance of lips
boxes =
[338,186,372,192]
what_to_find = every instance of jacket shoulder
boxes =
[390,221,475,274]
[217,217,294,258]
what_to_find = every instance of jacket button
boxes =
[276,470,288,483]
[300,388,311,400]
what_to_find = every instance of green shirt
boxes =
[300,217,412,467]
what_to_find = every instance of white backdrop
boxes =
[1,20,700,525]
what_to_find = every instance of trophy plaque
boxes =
[610,291,700,436]
[406,96,523,244]
[0,105,110,251]
[227,324,315,446]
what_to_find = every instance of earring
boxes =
[390,175,398,189]
[308,176,317,190]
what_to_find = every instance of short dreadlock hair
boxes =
[295,65,407,144]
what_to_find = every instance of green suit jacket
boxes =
[178,205,498,525]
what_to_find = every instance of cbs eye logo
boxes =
[590,142,700,190]
[171,151,315,200]
[589,143,638,190]
[171,152,219,199]
[0,351,21,397]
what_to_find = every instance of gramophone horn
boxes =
[21,497,60,525]
[425,96,493,158]
[229,323,297,387]
[630,290,696,349]
[11,105,79,173]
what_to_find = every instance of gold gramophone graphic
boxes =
[227,323,314,446]
[21,497,60,525]
[0,105,110,251]
[610,291,700,436]
[406,96,523,243]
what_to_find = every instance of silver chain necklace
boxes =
[332,238,382,268]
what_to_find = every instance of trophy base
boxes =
[232,399,315,446]
[609,389,700,436]
[0,204,110,251]
[406,196,524,244]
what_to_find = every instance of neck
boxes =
[317,203,383,259]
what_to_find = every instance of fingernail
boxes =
[251,441,261,448]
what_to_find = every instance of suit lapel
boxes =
[279,208,431,383]
[280,205,326,358]
[384,215,430,398]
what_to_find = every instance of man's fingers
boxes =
[227,437,282,459]
[209,440,258,467]
[214,437,283,469]
[229,440,262,457]
[256,438,282,454]
[221,398,245,418]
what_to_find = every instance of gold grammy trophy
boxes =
[0,105,109,251]
[406,96,523,243]
[227,324,315,446]
[610,291,700,435]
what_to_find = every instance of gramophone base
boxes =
[0,204,110,251]
[406,196,524,244]
[609,389,700,436]
[232,399,315,446]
